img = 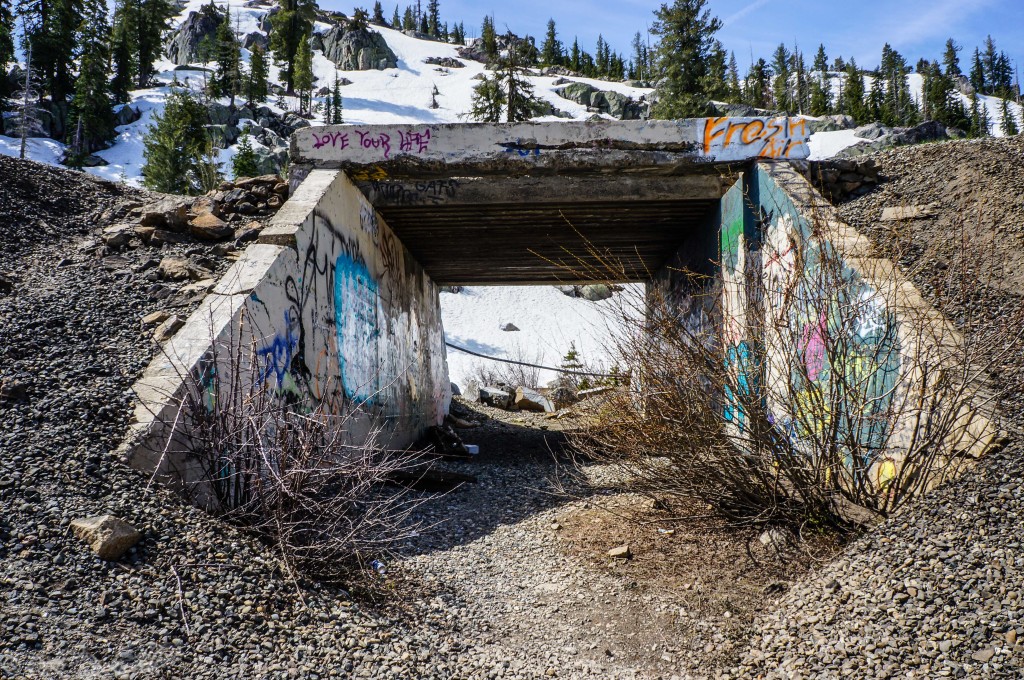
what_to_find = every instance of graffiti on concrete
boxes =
[334,248,382,404]
[703,117,808,160]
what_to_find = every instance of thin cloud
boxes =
[723,0,774,27]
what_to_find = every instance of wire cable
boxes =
[444,341,619,378]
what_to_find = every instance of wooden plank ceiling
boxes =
[377,198,720,285]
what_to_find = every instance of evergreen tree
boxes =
[426,0,439,36]
[0,0,14,103]
[867,73,883,122]
[418,11,426,34]
[570,37,580,72]
[650,0,723,119]
[809,44,832,116]
[270,0,316,93]
[744,58,771,109]
[999,98,1019,136]
[540,18,562,66]
[791,45,808,113]
[372,1,385,25]
[331,75,343,123]
[469,32,541,122]
[19,0,81,102]
[631,31,647,81]
[232,130,259,177]
[880,44,916,126]
[12,40,44,156]
[212,4,241,107]
[842,59,867,123]
[725,51,740,101]
[480,15,497,60]
[771,42,791,111]
[109,0,135,104]
[245,44,269,106]
[943,38,961,77]
[142,89,211,194]
[140,0,175,87]
[68,0,114,155]
[391,5,399,28]
[812,43,828,72]
[467,74,504,122]
[401,5,414,31]
[701,39,728,102]
[969,47,985,94]
[293,37,315,114]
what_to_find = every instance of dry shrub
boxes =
[165,333,428,585]
[570,200,1022,535]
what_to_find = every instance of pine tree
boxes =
[246,44,269,106]
[109,0,135,104]
[331,75,343,123]
[467,74,504,122]
[650,0,723,119]
[1000,98,1019,136]
[771,42,791,112]
[0,0,14,103]
[12,40,44,158]
[391,5,399,28]
[372,1,385,25]
[812,43,828,72]
[570,37,580,72]
[213,4,241,106]
[401,6,414,31]
[294,37,315,114]
[138,0,176,87]
[631,32,647,81]
[469,33,541,122]
[69,0,114,155]
[943,38,961,77]
[867,74,884,122]
[744,58,771,108]
[540,18,562,66]
[843,59,867,123]
[969,47,985,94]
[19,0,81,103]
[480,15,497,60]
[791,45,808,113]
[418,11,426,34]
[726,51,740,101]
[701,40,728,103]
[270,0,316,93]
[232,130,259,177]
[809,44,832,116]
[142,89,211,194]
[426,0,439,36]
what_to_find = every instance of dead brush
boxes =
[564,185,1023,536]
[158,321,431,586]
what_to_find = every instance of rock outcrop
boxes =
[313,25,398,71]
[164,9,222,66]
[555,82,647,120]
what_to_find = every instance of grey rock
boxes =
[114,105,141,127]
[514,386,554,413]
[242,31,269,51]
[478,385,513,409]
[854,122,892,140]
[424,56,465,68]
[315,25,398,71]
[164,9,222,66]
[500,322,520,332]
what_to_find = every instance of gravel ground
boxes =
[5,156,783,680]
[722,136,1024,679]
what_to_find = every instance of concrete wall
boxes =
[730,162,1000,484]
[124,170,450,504]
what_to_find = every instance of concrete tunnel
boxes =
[121,117,998,504]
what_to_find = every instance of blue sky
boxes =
[326,0,1024,76]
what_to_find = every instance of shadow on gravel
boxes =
[392,399,593,558]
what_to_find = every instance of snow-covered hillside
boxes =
[3,1,1022,392]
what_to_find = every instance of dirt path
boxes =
[392,402,813,679]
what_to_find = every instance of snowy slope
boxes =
[442,285,641,391]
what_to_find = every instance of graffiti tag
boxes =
[703,117,808,159]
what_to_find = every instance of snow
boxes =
[440,285,641,391]
[808,129,864,160]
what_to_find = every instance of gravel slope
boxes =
[724,136,1024,679]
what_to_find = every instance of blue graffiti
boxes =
[502,139,542,156]
[723,341,754,430]
[255,310,300,387]
[334,251,380,404]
